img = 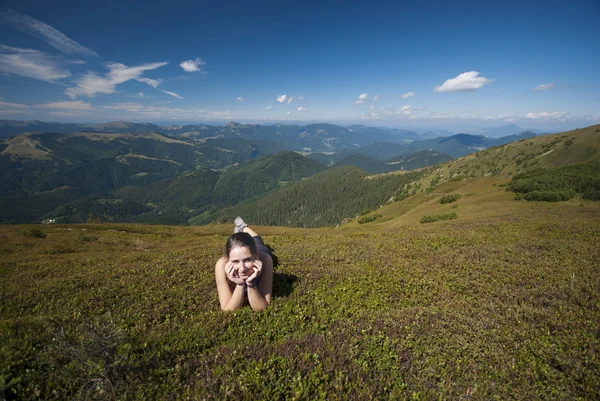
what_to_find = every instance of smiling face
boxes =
[228,245,256,277]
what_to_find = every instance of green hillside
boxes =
[387,149,453,170]
[223,166,420,227]
[1,126,600,399]
[1,202,599,399]
[0,132,289,223]
[392,124,600,197]
[331,154,394,174]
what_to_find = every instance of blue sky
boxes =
[0,0,599,130]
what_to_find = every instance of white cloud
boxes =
[287,98,293,104]
[0,9,98,57]
[372,95,379,101]
[369,105,375,111]
[65,61,167,98]
[236,97,243,102]
[400,105,411,111]
[277,94,288,103]
[100,103,233,120]
[0,98,28,109]
[137,92,144,97]
[531,83,570,92]
[103,102,145,112]
[160,90,183,99]
[179,57,206,72]
[286,111,291,115]
[136,77,161,88]
[297,106,306,112]
[36,100,91,110]
[0,98,29,115]
[0,45,71,82]
[401,91,415,98]
[434,71,494,92]
[353,92,368,104]
[524,111,569,120]
[531,83,556,91]
[48,111,85,117]
[265,106,273,110]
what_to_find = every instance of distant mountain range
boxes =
[0,119,544,152]
[0,118,556,224]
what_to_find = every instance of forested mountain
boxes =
[331,155,395,174]
[0,118,556,225]
[386,150,453,170]
[0,131,283,223]
[221,166,421,227]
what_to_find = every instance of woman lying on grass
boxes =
[215,217,273,311]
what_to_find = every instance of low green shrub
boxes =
[359,209,372,216]
[440,194,461,204]
[358,214,382,224]
[22,226,47,238]
[77,233,99,242]
[523,190,575,202]
[420,212,457,224]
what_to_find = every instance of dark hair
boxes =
[225,232,257,258]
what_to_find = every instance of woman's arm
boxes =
[215,257,246,311]
[247,253,273,311]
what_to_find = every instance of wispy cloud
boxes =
[434,71,494,92]
[0,98,28,109]
[160,90,183,99]
[0,45,71,82]
[530,83,570,92]
[136,77,161,88]
[277,94,288,103]
[65,61,168,98]
[265,106,273,110]
[0,97,30,115]
[297,106,306,112]
[236,97,243,102]
[36,100,92,110]
[531,83,556,92]
[0,9,98,57]
[353,93,368,104]
[524,111,569,120]
[401,91,415,98]
[180,57,206,72]
[101,102,232,120]
[372,95,379,101]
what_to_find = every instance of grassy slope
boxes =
[1,201,599,400]
[386,124,600,194]
[2,125,600,399]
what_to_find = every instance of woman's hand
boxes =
[225,260,246,286]
[246,259,263,287]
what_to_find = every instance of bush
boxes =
[440,194,461,204]
[420,213,457,224]
[77,233,98,242]
[509,161,600,202]
[358,214,382,224]
[359,209,372,216]
[523,190,575,202]
[22,226,47,238]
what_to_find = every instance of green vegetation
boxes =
[509,161,600,202]
[420,212,457,223]
[1,205,599,399]
[21,226,46,238]
[224,167,421,227]
[439,194,462,204]
[358,214,382,224]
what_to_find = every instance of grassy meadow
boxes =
[2,177,600,400]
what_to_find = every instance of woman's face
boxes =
[228,246,255,277]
